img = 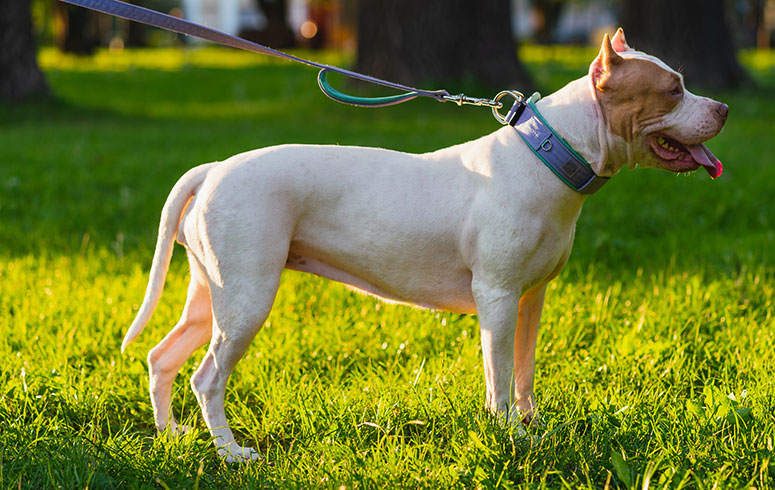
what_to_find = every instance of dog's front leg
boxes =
[472,280,522,425]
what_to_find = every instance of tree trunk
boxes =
[240,0,295,49]
[621,0,748,89]
[533,0,564,44]
[356,0,531,90]
[0,0,49,101]
[55,3,102,55]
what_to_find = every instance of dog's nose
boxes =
[717,102,729,120]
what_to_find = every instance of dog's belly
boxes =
[285,254,477,313]
[284,215,479,313]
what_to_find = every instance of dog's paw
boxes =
[505,420,528,438]
[218,443,262,464]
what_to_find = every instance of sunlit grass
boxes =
[38,45,351,72]
[1,45,774,488]
[739,49,775,85]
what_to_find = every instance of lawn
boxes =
[0,45,773,488]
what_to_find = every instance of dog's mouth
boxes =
[648,134,723,179]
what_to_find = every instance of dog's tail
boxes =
[121,163,215,353]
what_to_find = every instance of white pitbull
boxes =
[122,29,728,462]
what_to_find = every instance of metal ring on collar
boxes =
[492,90,525,125]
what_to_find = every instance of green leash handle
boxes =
[317,69,421,108]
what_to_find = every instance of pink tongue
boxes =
[686,143,723,179]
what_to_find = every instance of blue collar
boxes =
[506,93,608,195]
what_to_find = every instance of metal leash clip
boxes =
[443,93,503,108]
[443,91,525,124]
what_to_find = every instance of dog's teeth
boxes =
[657,137,679,152]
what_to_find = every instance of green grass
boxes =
[1,45,774,488]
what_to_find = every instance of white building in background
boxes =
[182,0,236,34]
[512,0,616,43]
[181,0,308,37]
[182,0,269,36]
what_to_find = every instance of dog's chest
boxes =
[464,195,579,293]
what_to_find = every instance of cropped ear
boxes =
[611,27,630,53]
[590,33,622,91]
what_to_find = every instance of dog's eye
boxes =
[669,86,683,97]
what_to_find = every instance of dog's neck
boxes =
[535,76,627,178]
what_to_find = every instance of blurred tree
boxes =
[55,3,102,54]
[533,0,564,44]
[621,0,748,89]
[356,0,531,90]
[241,0,295,48]
[0,0,49,101]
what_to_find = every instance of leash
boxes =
[58,0,523,117]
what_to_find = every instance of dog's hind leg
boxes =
[190,256,285,463]
[147,252,213,434]
[513,284,546,424]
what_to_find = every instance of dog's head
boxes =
[589,29,727,178]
